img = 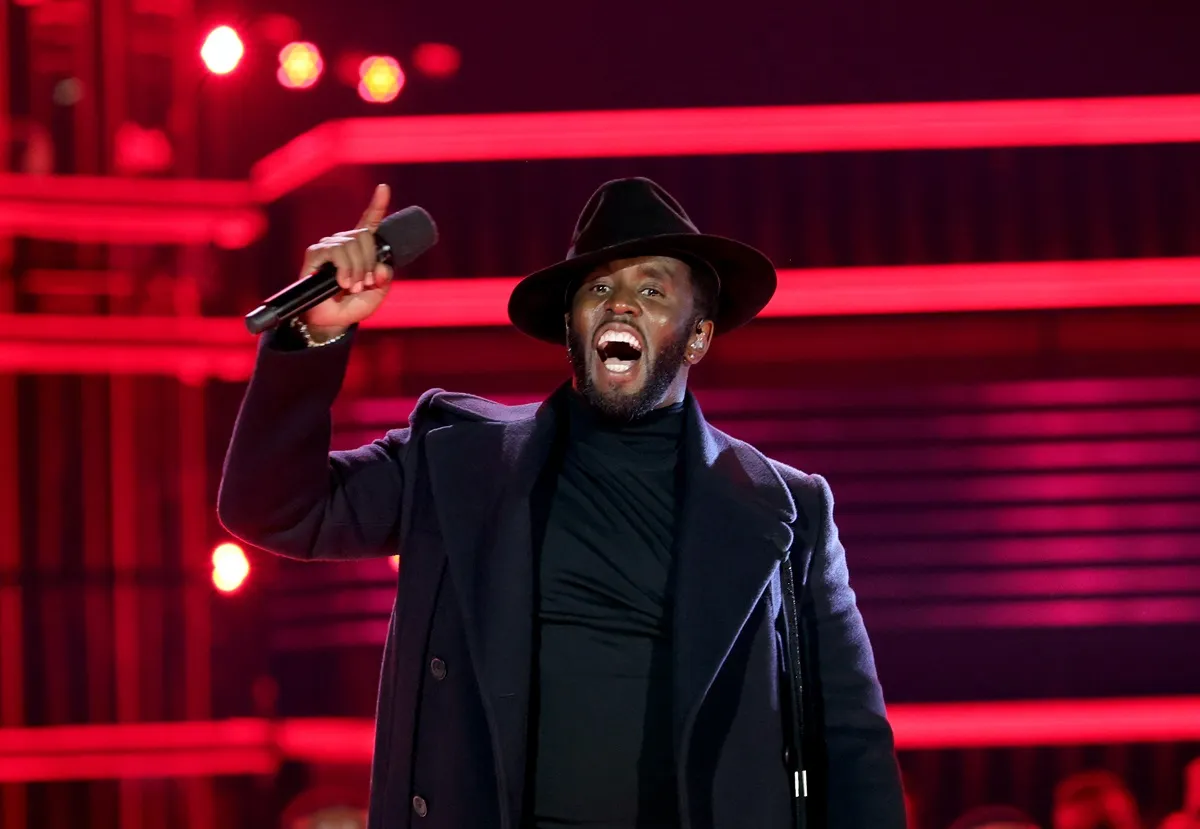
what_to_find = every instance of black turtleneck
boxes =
[527,390,686,829]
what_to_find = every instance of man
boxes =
[218,177,905,829]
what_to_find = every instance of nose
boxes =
[603,283,641,318]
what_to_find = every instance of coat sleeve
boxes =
[801,473,906,829]
[217,329,421,561]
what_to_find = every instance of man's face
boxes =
[566,255,713,421]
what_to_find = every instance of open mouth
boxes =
[595,327,644,375]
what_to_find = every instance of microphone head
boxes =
[376,205,438,268]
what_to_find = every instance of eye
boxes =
[589,283,610,295]
[641,286,663,297]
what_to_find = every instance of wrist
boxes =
[306,324,349,344]
[291,318,349,347]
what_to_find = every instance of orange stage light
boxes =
[358,56,405,103]
[278,41,324,89]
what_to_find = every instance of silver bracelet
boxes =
[290,318,348,348]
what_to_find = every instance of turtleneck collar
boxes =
[559,387,686,464]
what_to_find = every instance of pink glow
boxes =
[1,699,1198,781]
[251,95,1200,200]
[861,565,1200,601]
[868,597,1200,630]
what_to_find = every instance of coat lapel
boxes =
[425,394,561,829]
[422,388,797,822]
[672,393,798,754]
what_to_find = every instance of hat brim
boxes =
[508,233,778,345]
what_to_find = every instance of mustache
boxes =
[591,318,646,346]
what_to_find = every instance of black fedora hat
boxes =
[508,177,777,344]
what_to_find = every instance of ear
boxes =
[685,319,715,366]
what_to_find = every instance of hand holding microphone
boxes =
[243,184,439,340]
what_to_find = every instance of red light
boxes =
[357,56,404,103]
[256,13,300,46]
[212,542,249,593]
[413,43,461,79]
[277,41,323,89]
[113,122,173,175]
[201,26,244,75]
[388,555,400,572]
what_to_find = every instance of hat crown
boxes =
[568,177,700,259]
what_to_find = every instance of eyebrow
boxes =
[584,259,682,282]
[637,261,679,279]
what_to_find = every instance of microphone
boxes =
[243,205,439,335]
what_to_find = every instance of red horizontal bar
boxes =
[362,258,1200,330]
[0,174,265,248]
[6,97,1200,244]
[2,258,1196,377]
[889,697,1200,750]
[0,174,254,206]
[251,95,1200,200]
[0,749,275,782]
[0,314,254,379]
[275,717,375,764]
[0,717,270,754]
[0,698,1197,781]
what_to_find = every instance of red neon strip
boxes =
[0,750,274,782]
[0,698,1198,781]
[1,258,1195,378]
[275,717,376,764]
[889,697,1200,750]
[0,342,256,378]
[0,174,254,206]
[363,257,1200,329]
[0,201,265,248]
[251,95,1200,200]
[0,314,253,378]
[0,174,264,248]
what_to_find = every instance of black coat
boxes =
[218,334,905,829]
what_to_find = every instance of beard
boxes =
[567,317,691,422]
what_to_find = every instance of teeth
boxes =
[605,362,632,373]
[597,329,643,351]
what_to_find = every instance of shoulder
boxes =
[768,453,835,518]
[768,458,833,506]
[408,388,543,428]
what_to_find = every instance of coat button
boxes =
[430,657,447,681]
[412,795,428,818]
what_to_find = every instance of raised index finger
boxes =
[356,183,391,231]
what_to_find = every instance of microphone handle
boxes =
[244,240,394,335]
